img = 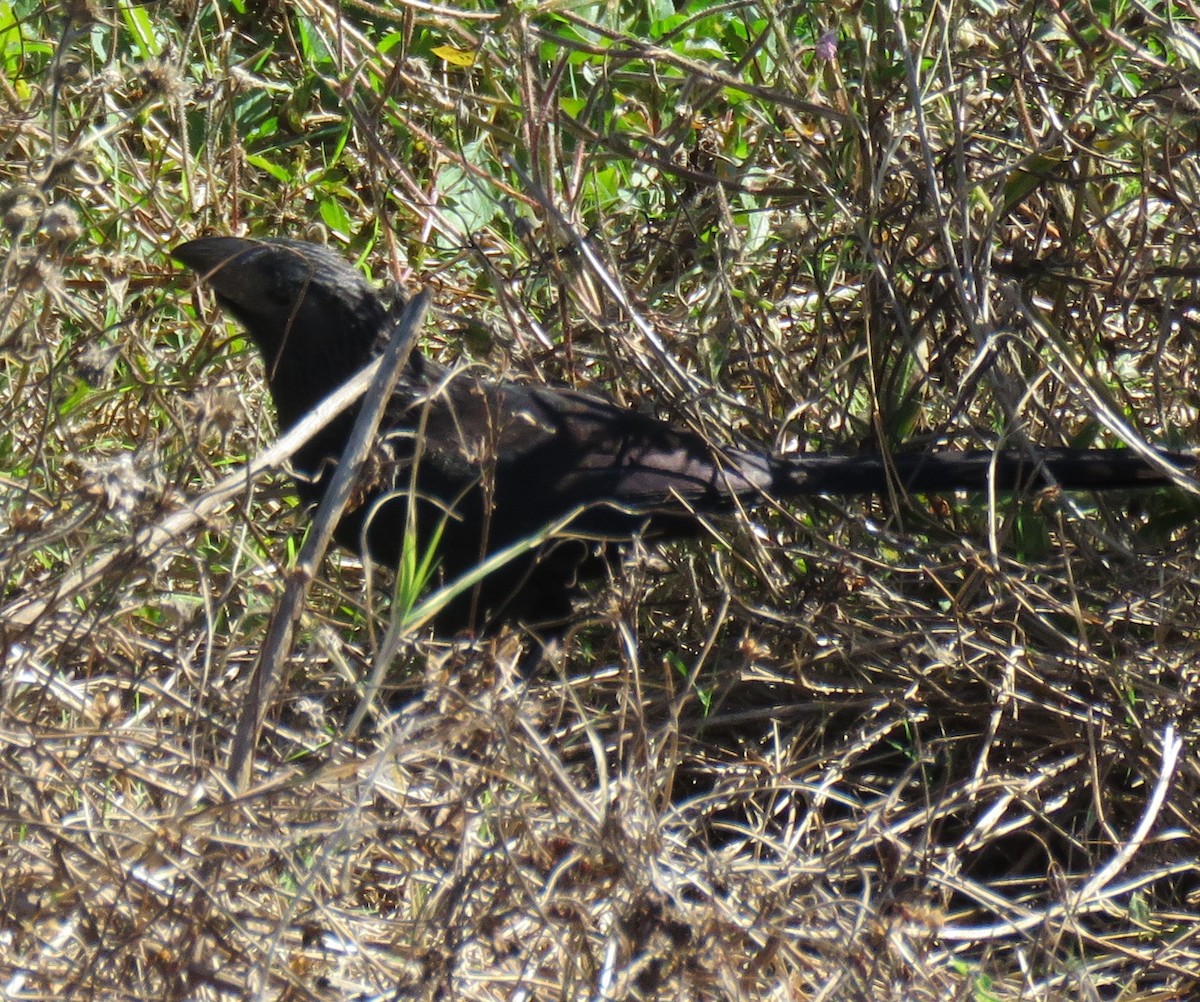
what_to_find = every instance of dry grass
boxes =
[3,1,1200,999]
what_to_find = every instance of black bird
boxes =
[174,236,1195,633]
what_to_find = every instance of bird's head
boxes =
[173,237,396,426]
[173,236,389,372]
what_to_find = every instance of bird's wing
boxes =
[384,364,775,510]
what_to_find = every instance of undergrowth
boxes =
[2,1,1200,999]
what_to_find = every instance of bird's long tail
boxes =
[764,447,1198,497]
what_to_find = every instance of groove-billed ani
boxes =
[174,237,1196,633]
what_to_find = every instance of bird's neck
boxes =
[261,330,379,432]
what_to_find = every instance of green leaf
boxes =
[318,197,353,237]
[1000,149,1070,218]
[295,15,332,67]
[120,0,161,59]
[244,154,292,183]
